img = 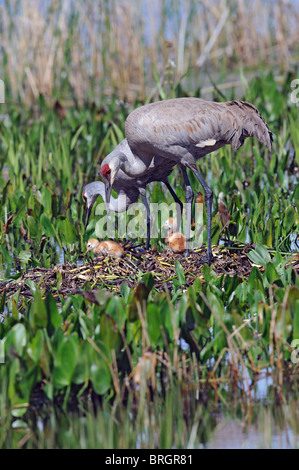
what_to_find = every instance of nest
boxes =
[1,244,298,306]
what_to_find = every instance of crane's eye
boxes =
[101,164,111,179]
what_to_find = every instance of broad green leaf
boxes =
[29,290,48,329]
[58,215,77,244]
[247,244,271,266]
[120,282,130,303]
[175,260,186,286]
[90,360,111,395]
[40,213,56,238]
[53,336,78,388]
[98,314,122,357]
[45,293,62,332]
[141,272,155,292]
[5,323,26,356]
[283,205,296,232]
[146,303,162,346]
[264,262,279,285]
[27,330,44,364]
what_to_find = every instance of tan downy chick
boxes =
[86,238,124,258]
[163,218,186,253]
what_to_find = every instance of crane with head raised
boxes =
[101,97,272,264]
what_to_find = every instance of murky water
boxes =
[205,416,297,449]
[17,378,298,449]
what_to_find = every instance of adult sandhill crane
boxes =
[84,138,183,249]
[101,98,272,264]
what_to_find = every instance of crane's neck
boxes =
[89,182,128,213]
[117,153,154,178]
[109,192,128,213]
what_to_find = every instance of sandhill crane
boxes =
[101,98,272,264]
[86,238,124,258]
[84,138,183,249]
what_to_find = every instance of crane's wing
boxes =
[125,98,272,156]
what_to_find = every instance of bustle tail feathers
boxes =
[227,100,273,151]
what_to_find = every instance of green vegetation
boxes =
[0,72,298,268]
[0,0,299,446]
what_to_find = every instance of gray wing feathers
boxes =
[125,98,272,153]
[226,100,273,151]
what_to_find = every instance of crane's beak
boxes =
[104,179,111,214]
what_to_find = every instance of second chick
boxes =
[87,238,124,258]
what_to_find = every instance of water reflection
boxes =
[206,415,297,449]
[13,385,298,449]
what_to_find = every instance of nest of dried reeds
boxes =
[2,243,288,304]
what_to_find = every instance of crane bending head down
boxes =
[100,141,155,213]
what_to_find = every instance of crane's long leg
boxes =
[139,188,151,250]
[140,181,183,251]
[181,168,194,255]
[192,169,213,265]
[163,177,183,231]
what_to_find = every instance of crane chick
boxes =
[163,218,186,253]
[86,238,124,258]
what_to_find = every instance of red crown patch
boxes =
[101,164,111,178]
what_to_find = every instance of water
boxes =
[10,380,297,449]
[205,416,297,449]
